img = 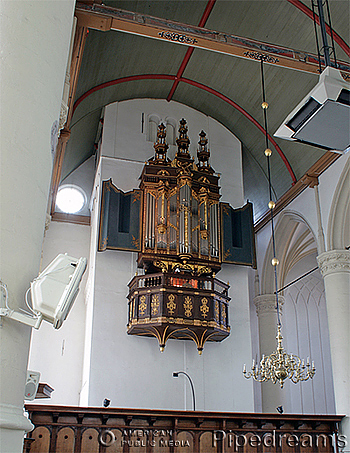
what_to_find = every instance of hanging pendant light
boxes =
[243,59,316,388]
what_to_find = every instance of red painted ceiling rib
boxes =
[167,0,216,102]
[73,74,175,112]
[287,0,350,58]
[181,77,296,183]
[73,74,297,184]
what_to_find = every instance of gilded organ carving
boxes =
[127,120,231,353]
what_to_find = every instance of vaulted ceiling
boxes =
[62,0,350,221]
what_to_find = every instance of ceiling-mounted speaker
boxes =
[24,370,40,401]
[274,67,350,154]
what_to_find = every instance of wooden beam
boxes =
[52,212,91,225]
[50,20,89,215]
[35,383,54,399]
[50,127,71,215]
[75,2,350,78]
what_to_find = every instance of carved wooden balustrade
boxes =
[24,405,343,453]
[127,272,230,353]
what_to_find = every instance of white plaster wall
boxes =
[255,153,350,285]
[87,245,255,411]
[282,269,335,414]
[80,159,102,406]
[285,153,348,254]
[101,99,244,207]
[83,99,254,411]
[0,1,76,450]
[253,155,349,414]
[327,157,350,250]
[57,156,96,217]
[28,221,90,406]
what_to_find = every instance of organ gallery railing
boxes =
[127,272,230,353]
[24,405,343,453]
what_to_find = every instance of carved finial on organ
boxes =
[197,130,212,172]
[176,118,191,158]
[152,123,169,163]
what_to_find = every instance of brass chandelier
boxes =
[243,60,316,388]
[243,324,316,388]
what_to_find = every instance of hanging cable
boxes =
[311,0,322,72]
[260,59,281,326]
[325,0,337,67]
[242,58,316,389]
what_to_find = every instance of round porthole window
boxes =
[56,185,86,214]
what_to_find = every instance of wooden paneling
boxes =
[24,405,343,453]
[81,428,99,453]
[56,427,75,453]
[29,426,50,453]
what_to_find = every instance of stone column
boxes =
[317,250,350,451]
[0,2,75,451]
[254,294,285,413]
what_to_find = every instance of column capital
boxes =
[317,250,350,277]
[254,294,285,317]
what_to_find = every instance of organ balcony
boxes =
[98,119,256,353]
[127,272,230,354]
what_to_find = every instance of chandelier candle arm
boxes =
[243,325,316,388]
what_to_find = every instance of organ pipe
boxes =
[139,120,222,274]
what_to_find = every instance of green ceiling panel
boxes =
[63,0,350,220]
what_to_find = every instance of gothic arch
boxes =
[261,210,317,295]
[164,116,177,146]
[327,155,350,250]
[260,210,335,414]
[147,114,161,143]
[282,274,335,414]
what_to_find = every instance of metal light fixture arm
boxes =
[173,371,196,411]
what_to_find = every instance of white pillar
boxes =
[0,2,75,451]
[254,294,285,413]
[317,250,350,451]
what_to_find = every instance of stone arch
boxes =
[282,274,335,414]
[147,113,161,142]
[327,155,350,250]
[164,116,177,146]
[261,210,317,295]
[260,209,335,414]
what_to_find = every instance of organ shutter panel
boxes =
[220,201,256,267]
[98,179,142,252]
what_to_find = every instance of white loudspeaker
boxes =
[24,370,41,401]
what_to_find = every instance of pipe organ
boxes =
[128,119,230,353]
[138,119,222,276]
[99,119,256,353]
